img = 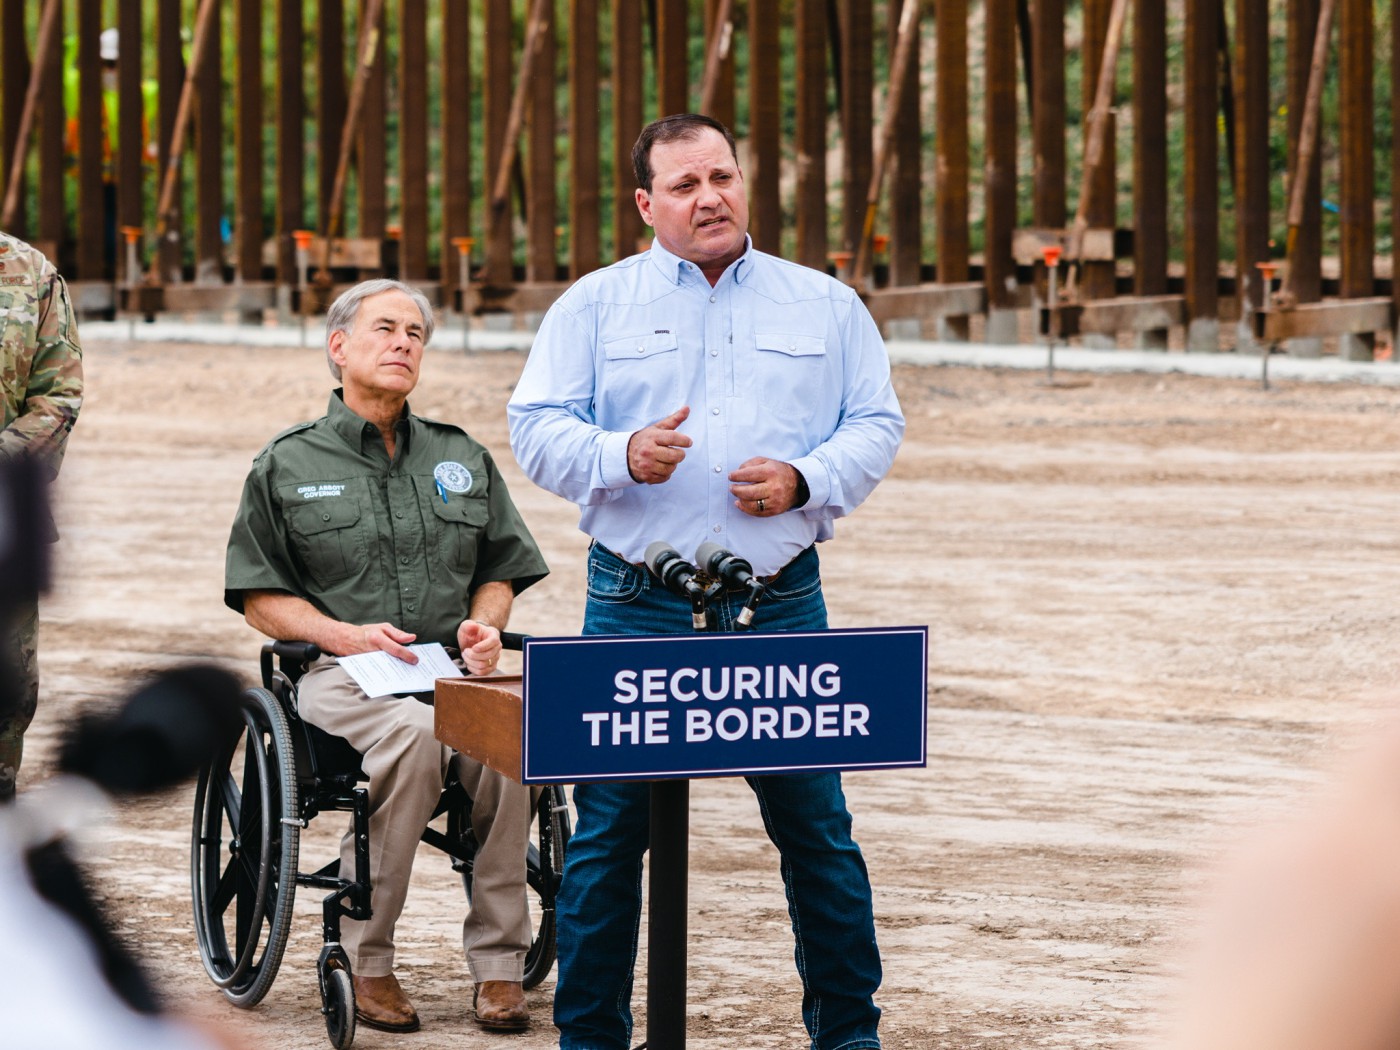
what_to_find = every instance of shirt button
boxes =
[711,407,720,415]
[399,555,410,565]
[710,349,718,357]
[712,524,722,533]
[394,511,403,519]
[713,465,722,473]
[321,512,330,522]
[407,604,416,613]
[637,346,645,353]
[709,295,717,303]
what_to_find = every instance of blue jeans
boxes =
[553,543,882,1050]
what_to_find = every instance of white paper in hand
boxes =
[337,643,465,697]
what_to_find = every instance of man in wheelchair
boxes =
[223,279,548,1034]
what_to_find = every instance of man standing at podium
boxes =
[225,279,548,1034]
[508,115,904,1050]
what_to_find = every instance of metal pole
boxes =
[647,779,690,1049]
[1043,244,1063,383]
[452,236,474,352]
[1257,261,1279,390]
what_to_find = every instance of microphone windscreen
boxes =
[58,664,246,794]
[644,540,677,575]
[694,541,726,575]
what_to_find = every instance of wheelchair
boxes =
[189,636,569,1048]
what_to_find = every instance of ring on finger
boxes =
[757,498,766,512]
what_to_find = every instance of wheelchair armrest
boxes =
[501,631,528,652]
[260,640,323,690]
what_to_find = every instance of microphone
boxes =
[645,541,710,629]
[645,541,700,597]
[695,542,755,590]
[57,664,245,795]
[694,542,768,629]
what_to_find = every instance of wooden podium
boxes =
[434,675,525,779]
[434,671,692,1050]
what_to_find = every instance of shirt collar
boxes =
[646,234,753,287]
[327,388,414,457]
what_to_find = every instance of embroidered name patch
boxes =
[297,483,346,499]
[434,461,473,494]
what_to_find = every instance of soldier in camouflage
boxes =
[0,231,83,801]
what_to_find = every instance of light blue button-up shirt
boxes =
[507,237,905,577]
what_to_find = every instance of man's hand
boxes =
[729,457,800,516]
[627,406,692,484]
[458,618,503,675]
[349,622,418,662]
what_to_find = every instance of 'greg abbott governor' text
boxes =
[579,661,872,746]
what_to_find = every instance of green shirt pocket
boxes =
[429,492,489,576]
[286,498,365,586]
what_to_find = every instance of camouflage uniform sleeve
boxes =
[0,255,84,477]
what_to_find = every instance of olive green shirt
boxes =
[225,391,548,645]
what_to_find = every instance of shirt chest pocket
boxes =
[286,500,366,586]
[429,493,489,575]
[748,332,828,410]
[600,332,682,429]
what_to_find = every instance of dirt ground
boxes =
[23,337,1400,1049]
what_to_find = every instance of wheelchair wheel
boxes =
[450,784,570,990]
[320,963,356,1049]
[190,686,300,1007]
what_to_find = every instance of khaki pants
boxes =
[297,656,535,981]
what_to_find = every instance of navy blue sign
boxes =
[519,626,928,783]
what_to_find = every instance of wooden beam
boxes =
[889,0,923,287]
[612,0,645,258]
[934,0,969,298]
[154,0,182,280]
[315,0,387,281]
[400,0,429,279]
[194,1,223,282]
[150,0,221,285]
[748,0,782,255]
[275,0,305,286]
[1280,0,1337,306]
[1134,0,1168,295]
[852,0,922,293]
[525,0,558,282]
[0,0,60,232]
[699,0,735,122]
[1255,298,1394,341]
[1338,0,1373,302]
[569,0,601,277]
[1184,0,1220,328]
[1066,0,1123,305]
[116,0,144,258]
[317,0,346,236]
[1284,0,1322,309]
[0,0,30,231]
[795,0,828,270]
[234,0,265,281]
[838,0,873,254]
[441,0,472,294]
[75,0,103,279]
[358,0,386,238]
[656,0,688,114]
[985,0,1017,308]
[483,0,513,284]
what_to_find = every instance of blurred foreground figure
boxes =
[0,231,83,800]
[0,663,247,1049]
[1164,723,1400,1050]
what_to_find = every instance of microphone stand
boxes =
[646,575,720,1050]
